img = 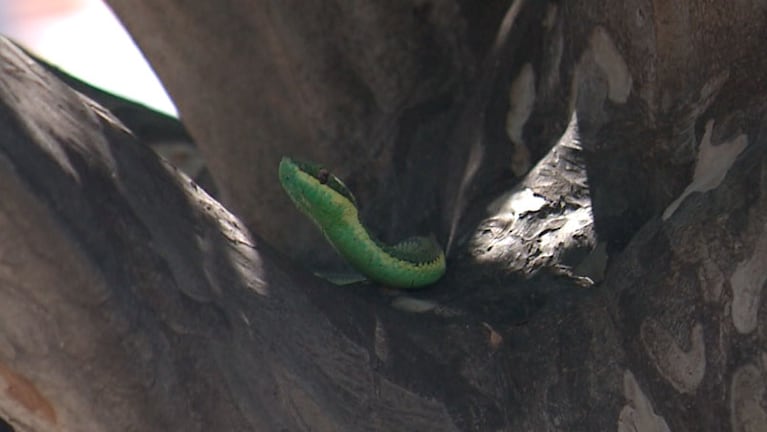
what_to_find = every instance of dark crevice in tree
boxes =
[0,418,13,432]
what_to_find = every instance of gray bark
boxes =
[0,0,765,430]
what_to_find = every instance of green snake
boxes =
[278,157,446,288]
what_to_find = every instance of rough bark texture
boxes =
[105,0,480,270]
[0,0,765,430]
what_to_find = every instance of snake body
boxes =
[278,157,446,288]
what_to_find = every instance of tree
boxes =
[0,0,765,430]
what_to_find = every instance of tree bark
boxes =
[0,0,766,430]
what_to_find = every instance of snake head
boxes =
[279,157,358,221]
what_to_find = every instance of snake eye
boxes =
[317,168,330,184]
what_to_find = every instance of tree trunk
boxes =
[0,0,765,430]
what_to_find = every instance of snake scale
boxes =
[278,157,446,288]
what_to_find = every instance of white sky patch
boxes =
[4,0,177,116]
[663,119,748,220]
